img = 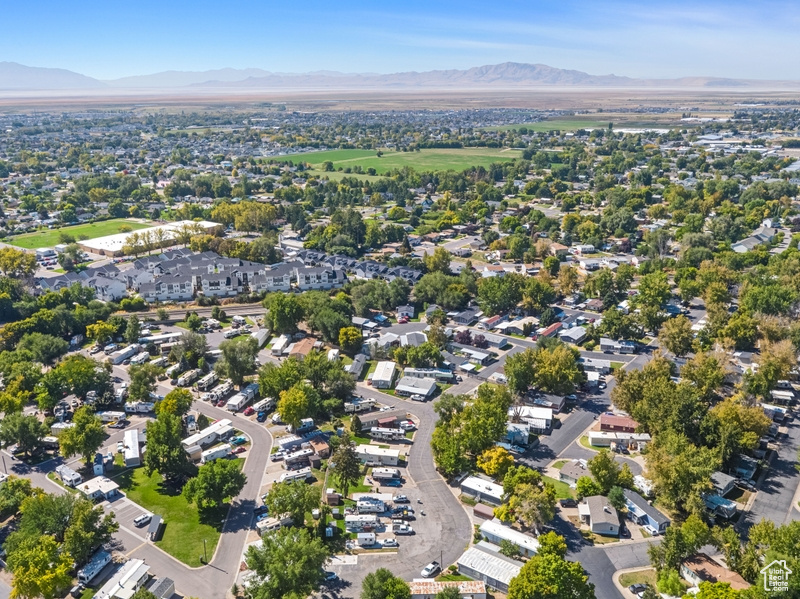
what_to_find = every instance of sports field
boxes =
[275,147,523,173]
[8,219,151,249]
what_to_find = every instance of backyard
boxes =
[8,218,151,249]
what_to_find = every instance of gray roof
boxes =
[584,495,619,525]
[623,489,670,526]
[457,543,521,586]
[560,460,586,481]
[395,376,437,395]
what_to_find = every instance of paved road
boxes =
[740,416,800,530]
[326,385,473,598]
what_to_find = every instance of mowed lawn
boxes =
[276,147,522,173]
[8,218,150,249]
[116,467,227,567]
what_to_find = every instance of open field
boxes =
[8,218,151,249]
[117,467,227,567]
[272,147,523,173]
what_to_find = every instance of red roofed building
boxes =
[600,414,639,433]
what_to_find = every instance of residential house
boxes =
[578,496,620,536]
[359,409,406,430]
[94,559,151,599]
[711,471,736,497]
[452,308,480,325]
[680,554,750,591]
[409,580,487,599]
[288,337,316,360]
[396,305,415,319]
[456,543,521,594]
[394,376,437,398]
[371,361,397,389]
[559,326,587,344]
[559,460,588,487]
[599,414,639,433]
[623,489,670,534]
[549,243,569,257]
[460,476,504,506]
[479,519,539,558]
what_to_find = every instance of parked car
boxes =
[232,446,246,454]
[559,498,577,508]
[393,495,409,503]
[254,505,268,516]
[116,441,125,453]
[322,571,338,583]
[420,561,441,578]
[394,524,414,535]
[230,436,247,446]
[271,451,285,462]
[628,584,647,594]
[410,394,426,402]
[215,399,227,408]
[257,411,268,422]
[89,346,103,355]
[133,513,152,527]
[383,479,403,487]
[382,538,399,548]
[243,407,255,416]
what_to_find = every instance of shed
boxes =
[147,515,164,541]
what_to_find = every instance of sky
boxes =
[2,0,800,80]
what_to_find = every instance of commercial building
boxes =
[78,220,222,257]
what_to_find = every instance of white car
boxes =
[420,561,441,578]
[382,538,399,548]
[116,441,125,453]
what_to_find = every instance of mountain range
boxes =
[2,61,800,91]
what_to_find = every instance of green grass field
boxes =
[274,147,523,174]
[542,475,576,500]
[8,218,150,249]
[116,467,227,567]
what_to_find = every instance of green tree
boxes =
[361,568,411,599]
[587,450,622,494]
[502,482,557,532]
[332,433,362,498]
[277,383,313,430]
[86,321,115,346]
[646,432,719,515]
[125,314,142,344]
[155,388,194,417]
[264,480,319,526]
[215,335,259,387]
[183,458,247,508]
[607,486,626,511]
[0,413,48,457]
[244,527,329,599]
[144,413,194,482]
[477,446,515,479]
[504,349,536,395]
[130,589,159,599]
[0,247,37,279]
[128,363,163,402]
[339,326,363,355]
[508,550,595,599]
[502,465,542,497]
[170,331,209,369]
[62,498,119,565]
[58,406,105,465]
[17,333,69,364]
[263,293,303,333]
[6,534,73,599]
[185,312,203,332]
[575,476,602,499]
[423,246,452,274]
[0,476,38,518]
[531,343,584,394]
[537,531,568,558]
[658,315,694,357]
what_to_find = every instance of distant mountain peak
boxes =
[0,62,105,90]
